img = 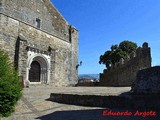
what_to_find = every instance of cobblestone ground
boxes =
[1,86,159,120]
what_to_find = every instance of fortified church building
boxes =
[0,0,78,87]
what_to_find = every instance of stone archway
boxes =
[26,52,51,84]
[29,56,49,84]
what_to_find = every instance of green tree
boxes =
[0,49,22,117]
[99,40,137,68]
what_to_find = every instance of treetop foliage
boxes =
[99,40,137,68]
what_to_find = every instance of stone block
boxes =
[131,66,160,94]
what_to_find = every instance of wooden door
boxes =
[29,61,41,82]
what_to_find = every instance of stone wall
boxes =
[131,66,160,94]
[99,42,151,86]
[50,93,160,110]
[0,0,78,86]
[0,0,70,41]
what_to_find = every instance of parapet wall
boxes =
[99,42,152,86]
[131,66,160,94]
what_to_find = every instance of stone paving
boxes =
[1,86,159,120]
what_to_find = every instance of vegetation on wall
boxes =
[99,40,137,68]
[0,50,22,117]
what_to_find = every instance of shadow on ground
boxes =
[36,108,160,120]
[44,88,160,120]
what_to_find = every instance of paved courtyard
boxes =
[2,86,159,120]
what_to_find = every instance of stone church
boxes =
[0,0,78,87]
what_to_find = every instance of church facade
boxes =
[0,0,78,86]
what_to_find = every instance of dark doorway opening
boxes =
[29,61,41,82]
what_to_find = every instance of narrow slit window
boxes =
[36,18,41,28]
[69,26,72,43]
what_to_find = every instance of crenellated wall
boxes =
[99,42,152,86]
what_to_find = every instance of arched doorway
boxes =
[27,55,50,84]
[29,61,41,82]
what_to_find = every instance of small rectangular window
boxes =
[36,18,41,28]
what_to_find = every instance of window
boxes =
[69,26,72,43]
[36,18,41,28]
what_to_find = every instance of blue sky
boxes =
[51,0,160,74]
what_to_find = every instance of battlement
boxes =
[100,42,151,86]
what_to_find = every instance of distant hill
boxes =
[78,74,99,79]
